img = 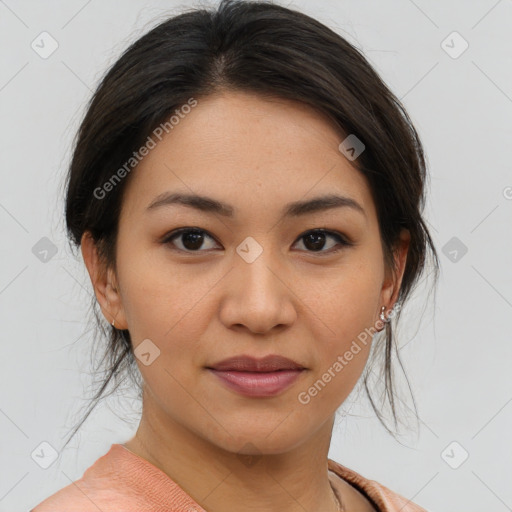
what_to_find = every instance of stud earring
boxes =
[379,305,390,323]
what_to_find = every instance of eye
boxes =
[162,228,220,252]
[293,229,353,254]
[162,227,352,255]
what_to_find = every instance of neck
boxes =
[124,406,343,512]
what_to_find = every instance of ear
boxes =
[80,231,128,330]
[379,228,410,320]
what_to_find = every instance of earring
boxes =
[379,305,390,324]
[112,318,116,328]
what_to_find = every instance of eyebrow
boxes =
[146,192,366,218]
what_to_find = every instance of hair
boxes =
[60,0,439,449]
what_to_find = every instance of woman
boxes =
[31,0,439,510]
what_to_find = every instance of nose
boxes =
[218,249,297,335]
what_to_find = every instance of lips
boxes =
[206,354,306,372]
[206,354,306,397]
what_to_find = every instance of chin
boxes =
[203,422,311,457]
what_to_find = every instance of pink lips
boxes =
[206,354,306,397]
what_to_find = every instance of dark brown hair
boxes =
[61,0,439,449]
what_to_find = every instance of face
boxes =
[83,90,409,455]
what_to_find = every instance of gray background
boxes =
[1,0,511,511]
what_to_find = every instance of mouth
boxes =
[205,354,307,397]
[206,368,306,397]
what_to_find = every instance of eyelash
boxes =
[161,227,353,256]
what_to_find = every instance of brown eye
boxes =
[162,228,220,252]
[294,229,352,254]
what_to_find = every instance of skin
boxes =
[82,90,410,512]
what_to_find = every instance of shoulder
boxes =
[328,458,430,512]
[30,445,136,512]
[30,480,127,512]
[30,443,201,512]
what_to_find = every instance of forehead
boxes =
[120,91,376,225]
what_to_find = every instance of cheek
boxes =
[116,247,213,340]
[309,262,382,342]
[301,269,380,399]
[297,317,375,417]
[116,262,223,403]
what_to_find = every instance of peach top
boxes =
[31,444,428,511]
